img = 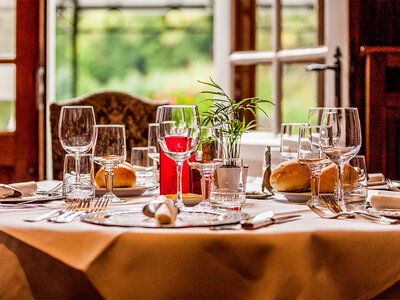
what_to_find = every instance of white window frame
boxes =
[214,0,349,176]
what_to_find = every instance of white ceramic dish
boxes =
[0,194,63,203]
[95,186,156,197]
[279,191,311,203]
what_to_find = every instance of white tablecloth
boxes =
[0,181,400,299]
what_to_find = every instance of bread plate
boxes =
[95,186,157,197]
[279,191,311,203]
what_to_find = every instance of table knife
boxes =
[241,211,301,230]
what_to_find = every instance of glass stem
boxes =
[104,170,114,195]
[336,162,345,208]
[75,155,80,184]
[176,160,184,208]
[310,174,320,206]
[200,173,207,202]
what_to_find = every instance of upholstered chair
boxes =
[49,90,168,180]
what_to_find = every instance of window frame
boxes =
[213,0,350,134]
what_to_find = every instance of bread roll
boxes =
[95,162,136,188]
[319,163,359,193]
[270,160,311,192]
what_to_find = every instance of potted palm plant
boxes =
[199,78,273,209]
[199,78,272,160]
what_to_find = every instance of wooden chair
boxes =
[49,90,168,180]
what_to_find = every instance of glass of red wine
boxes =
[157,105,201,208]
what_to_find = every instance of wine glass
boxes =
[156,105,201,208]
[319,108,362,209]
[58,106,96,183]
[93,125,127,203]
[280,123,308,160]
[298,125,330,206]
[188,125,224,209]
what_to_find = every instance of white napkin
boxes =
[154,196,179,225]
[370,191,400,210]
[367,173,385,186]
[0,181,37,199]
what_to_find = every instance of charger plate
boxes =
[95,186,157,197]
[368,207,400,219]
[81,208,242,228]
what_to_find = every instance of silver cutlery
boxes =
[385,178,400,192]
[23,209,63,222]
[241,210,301,230]
[310,195,400,225]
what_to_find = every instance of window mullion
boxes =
[272,0,281,133]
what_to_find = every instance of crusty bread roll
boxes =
[95,162,136,188]
[270,160,311,192]
[319,163,359,193]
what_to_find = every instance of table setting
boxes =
[2,101,400,299]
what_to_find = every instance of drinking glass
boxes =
[93,125,126,203]
[298,125,330,206]
[344,155,368,211]
[157,105,201,208]
[148,123,160,163]
[131,147,157,187]
[58,106,96,183]
[319,108,362,208]
[280,123,308,160]
[188,125,224,209]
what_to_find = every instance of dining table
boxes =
[1,179,400,299]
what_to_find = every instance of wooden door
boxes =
[362,46,400,179]
[0,0,45,183]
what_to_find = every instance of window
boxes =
[215,0,349,133]
[54,0,214,114]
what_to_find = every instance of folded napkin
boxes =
[370,191,400,210]
[0,181,37,199]
[142,196,179,225]
[367,173,385,186]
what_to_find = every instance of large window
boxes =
[55,0,213,113]
[230,0,327,133]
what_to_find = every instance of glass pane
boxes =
[55,2,213,115]
[281,0,317,49]
[256,0,272,51]
[281,63,317,124]
[0,64,16,131]
[256,64,274,131]
[0,0,16,58]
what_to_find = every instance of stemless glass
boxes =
[280,123,308,160]
[58,106,96,183]
[319,108,362,208]
[188,125,224,209]
[298,125,330,206]
[93,125,126,203]
[148,123,160,163]
[157,105,201,208]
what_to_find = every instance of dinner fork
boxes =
[385,178,400,192]
[317,195,400,225]
[48,199,83,223]
[51,196,110,223]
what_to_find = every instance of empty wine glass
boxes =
[157,105,201,208]
[280,123,308,160]
[188,125,224,209]
[319,108,362,208]
[298,125,330,206]
[93,125,126,203]
[58,106,96,183]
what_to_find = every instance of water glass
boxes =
[344,155,368,211]
[209,158,246,210]
[62,153,95,203]
[280,123,308,160]
[131,147,158,187]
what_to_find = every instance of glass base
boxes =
[103,192,126,203]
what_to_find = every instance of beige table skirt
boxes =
[1,195,400,299]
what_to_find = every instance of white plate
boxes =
[95,186,156,197]
[279,191,311,203]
